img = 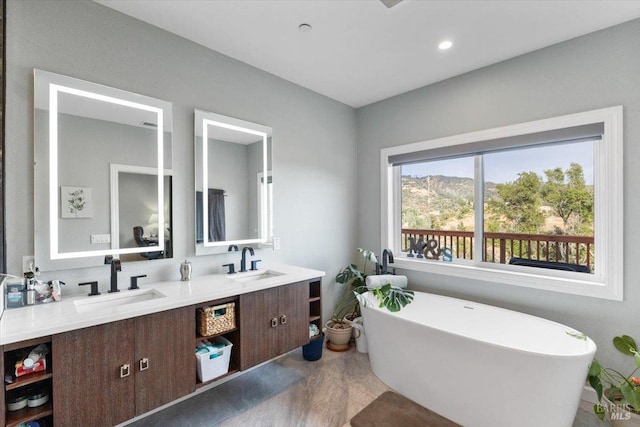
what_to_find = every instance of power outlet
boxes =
[90,234,111,244]
[22,255,35,273]
[273,237,281,250]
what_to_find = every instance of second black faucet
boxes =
[240,246,255,273]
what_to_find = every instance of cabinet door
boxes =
[239,287,279,369]
[1,345,4,427]
[134,306,195,416]
[278,282,310,354]
[53,319,135,426]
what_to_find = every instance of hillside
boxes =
[401,175,498,230]
[401,174,592,234]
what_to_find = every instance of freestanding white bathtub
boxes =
[360,290,596,427]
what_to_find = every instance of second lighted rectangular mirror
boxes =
[194,110,273,255]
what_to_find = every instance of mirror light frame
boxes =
[195,110,271,250]
[35,69,172,263]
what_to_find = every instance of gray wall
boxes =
[7,0,357,321]
[356,19,640,370]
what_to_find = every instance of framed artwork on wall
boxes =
[61,186,93,218]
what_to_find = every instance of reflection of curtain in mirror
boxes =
[208,189,226,241]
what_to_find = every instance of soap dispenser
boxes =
[180,260,192,281]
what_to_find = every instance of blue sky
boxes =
[402,141,594,184]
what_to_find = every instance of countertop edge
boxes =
[0,264,325,346]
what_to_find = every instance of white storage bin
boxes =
[196,336,233,382]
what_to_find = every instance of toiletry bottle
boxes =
[23,344,49,368]
[180,260,192,281]
[24,272,36,306]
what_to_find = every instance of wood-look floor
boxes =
[128,345,610,427]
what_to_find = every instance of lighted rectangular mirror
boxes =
[34,69,173,270]
[194,110,272,255]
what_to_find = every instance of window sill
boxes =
[392,257,620,301]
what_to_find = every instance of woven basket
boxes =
[198,302,236,337]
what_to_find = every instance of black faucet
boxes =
[79,281,100,296]
[228,244,239,252]
[380,249,395,275]
[105,256,122,293]
[240,246,255,273]
[129,275,146,290]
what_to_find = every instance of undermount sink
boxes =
[229,270,285,282]
[74,288,166,313]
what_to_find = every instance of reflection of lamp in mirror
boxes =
[147,213,170,237]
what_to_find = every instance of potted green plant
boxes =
[326,248,414,351]
[588,335,640,426]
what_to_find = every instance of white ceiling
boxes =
[97,0,640,108]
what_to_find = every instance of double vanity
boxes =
[1,67,311,426]
[0,264,324,426]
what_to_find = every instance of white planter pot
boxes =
[346,316,367,353]
[324,321,352,347]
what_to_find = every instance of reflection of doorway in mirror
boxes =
[258,172,273,240]
[61,186,93,218]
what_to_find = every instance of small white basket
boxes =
[196,336,233,382]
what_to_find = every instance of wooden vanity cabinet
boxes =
[52,319,135,426]
[239,282,309,370]
[134,306,195,415]
[52,306,194,425]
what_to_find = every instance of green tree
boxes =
[541,163,593,235]
[488,172,544,233]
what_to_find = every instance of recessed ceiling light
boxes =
[439,40,453,50]
[298,23,312,32]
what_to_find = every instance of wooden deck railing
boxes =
[402,229,594,271]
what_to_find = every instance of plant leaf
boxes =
[358,248,378,264]
[587,370,603,402]
[614,335,638,355]
[593,403,605,421]
[620,382,640,412]
[379,287,414,312]
[588,359,602,378]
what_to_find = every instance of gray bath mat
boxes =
[351,391,461,427]
[128,361,303,426]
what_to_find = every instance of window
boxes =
[381,107,623,300]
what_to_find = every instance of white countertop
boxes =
[0,264,325,346]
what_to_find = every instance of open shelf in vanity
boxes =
[308,279,322,329]
[2,336,54,427]
[194,296,241,388]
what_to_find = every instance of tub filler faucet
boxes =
[378,249,395,275]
